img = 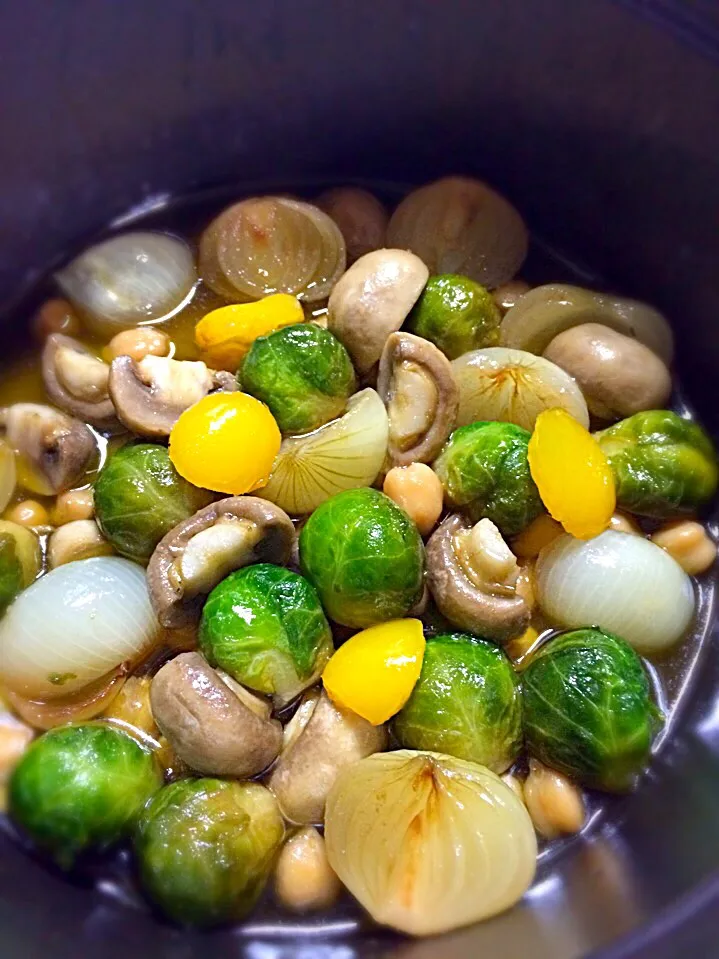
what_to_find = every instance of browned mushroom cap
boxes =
[108,354,238,437]
[268,689,388,825]
[147,495,295,628]
[42,334,119,430]
[426,513,530,643]
[377,332,458,466]
[150,652,283,777]
[0,403,96,495]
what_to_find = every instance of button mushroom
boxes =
[42,334,119,430]
[0,403,97,495]
[108,354,237,437]
[268,689,388,824]
[147,496,295,628]
[150,651,283,778]
[426,513,530,642]
[327,249,429,374]
[377,332,458,466]
[543,322,672,420]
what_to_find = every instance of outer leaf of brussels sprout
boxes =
[9,723,161,868]
[595,410,718,518]
[199,564,333,702]
[135,778,284,928]
[433,421,543,535]
[406,274,501,359]
[94,443,209,563]
[393,632,522,772]
[522,627,660,792]
[0,533,23,614]
[298,487,425,628]
[239,323,357,434]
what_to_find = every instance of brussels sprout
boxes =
[522,628,660,792]
[240,323,357,434]
[299,487,425,628]
[406,274,501,359]
[0,521,40,615]
[199,564,333,704]
[9,723,161,867]
[393,632,522,772]
[595,410,718,518]
[135,778,284,927]
[433,421,543,535]
[94,443,209,563]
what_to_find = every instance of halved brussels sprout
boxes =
[522,628,660,792]
[393,633,522,772]
[299,487,425,628]
[0,521,41,615]
[9,723,161,867]
[135,778,284,927]
[199,563,333,705]
[240,323,356,433]
[595,410,718,518]
[407,274,501,359]
[433,421,543,535]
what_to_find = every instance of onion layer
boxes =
[452,347,589,430]
[536,531,694,654]
[0,557,160,700]
[325,750,536,936]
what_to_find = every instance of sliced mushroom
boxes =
[426,513,530,643]
[377,332,458,466]
[268,689,388,825]
[147,496,295,628]
[42,334,118,430]
[150,651,283,777]
[0,403,97,495]
[327,249,429,374]
[108,354,237,437]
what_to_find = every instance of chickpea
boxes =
[104,327,172,363]
[5,499,51,529]
[383,463,443,536]
[0,717,34,811]
[31,298,82,341]
[51,488,95,526]
[512,513,562,559]
[492,279,530,313]
[523,758,586,839]
[274,826,341,913]
[651,520,717,575]
[609,511,641,536]
[103,676,158,740]
[47,519,114,568]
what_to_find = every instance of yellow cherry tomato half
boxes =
[169,392,280,494]
[528,408,615,540]
[195,293,303,371]
[322,619,426,725]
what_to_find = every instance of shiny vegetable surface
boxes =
[299,488,425,627]
[433,421,543,535]
[407,274,501,359]
[135,778,284,927]
[0,522,40,615]
[595,410,718,518]
[394,633,521,772]
[522,628,660,792]
[199,564,333,704]
[9,723,161,867]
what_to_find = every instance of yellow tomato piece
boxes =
[322,619,425,725]
[528,408,615,540]
[169,392,280,494]
[195,293,303,371]
[511,513,563,559]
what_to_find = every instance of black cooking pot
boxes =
[2,2,719,956]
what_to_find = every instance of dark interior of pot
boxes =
[2,2,719,957]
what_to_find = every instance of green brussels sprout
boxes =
[0,521,41,615]
[239,323,357,433]
[94,443,209,563]
[393,632,522,772]
[433,421,543,535]
[135,778,284,927]
[406,274,501,359]
[199,563,333,704]
[595,410,718,518]
[522,628,660,792]
[9,723,161,868]
[299,487,425,628]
